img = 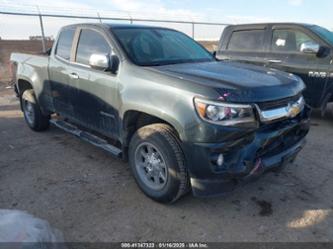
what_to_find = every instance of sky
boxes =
[0,0,332,40]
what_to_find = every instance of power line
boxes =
[0,3,229,25]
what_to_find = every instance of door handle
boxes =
[267,59,282,63]
[69,72,79,79]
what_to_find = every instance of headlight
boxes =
[194,98,257,127]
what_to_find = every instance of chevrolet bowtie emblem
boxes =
[258,96,305,122]
[286,101,302,118]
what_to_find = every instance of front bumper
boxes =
[182,105,311,197]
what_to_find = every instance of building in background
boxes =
[29,35,53,41]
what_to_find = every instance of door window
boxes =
[76,29,111,65]
[55,28,76,60]
[227,30,265,51]
[272,29,316,52]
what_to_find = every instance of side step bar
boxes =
[50,119,122,158]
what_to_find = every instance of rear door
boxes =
[49,27,77,116]
[266,25,331,107]
[66,27,119,137]
[217,25,269,67]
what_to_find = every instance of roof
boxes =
[227,22,315,28]
[62,23,170,30]
[105,23,165,29]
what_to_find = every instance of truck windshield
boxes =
[310,25,333,46]
[111,27,214,66]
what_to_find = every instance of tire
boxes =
[129,123,189,203]
[21,89,50,131]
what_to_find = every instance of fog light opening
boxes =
[217,154,224,166]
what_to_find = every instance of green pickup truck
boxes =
[11,23,310,203]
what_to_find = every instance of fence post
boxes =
[192,22,195,39]
[127,11,133,24]
[36,6,46,53]
[97,12,102,23]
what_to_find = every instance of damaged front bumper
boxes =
[183,105,311,197]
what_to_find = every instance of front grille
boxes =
[256,93,302,111]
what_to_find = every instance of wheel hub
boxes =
[134,142,168,190]
[23,100,35,125]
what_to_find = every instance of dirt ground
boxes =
[0,83,333,242]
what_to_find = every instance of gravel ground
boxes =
[0,84,333,242]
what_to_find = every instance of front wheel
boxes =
[21,89,50,131]
[129,124,189,203]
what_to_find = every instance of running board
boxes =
[50,119,122,157]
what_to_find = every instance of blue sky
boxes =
[0,0,332,39]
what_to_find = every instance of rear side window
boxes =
[227,30,265,51]
[76,29,111,65]
[56,28,75,60]
[272,29,316,52]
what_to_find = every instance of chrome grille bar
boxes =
[256,96,305,122]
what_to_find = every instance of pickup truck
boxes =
[11,23,310,203]
[217,23,333,114]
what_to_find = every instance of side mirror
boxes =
[89,54,110,71]
[300,41,320,54]
[109,54,120,74]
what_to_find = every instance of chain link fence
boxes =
[0,3,230,83]
[0,3,230,47]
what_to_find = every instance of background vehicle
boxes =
[11,23,310,203]
[217,23,333,114]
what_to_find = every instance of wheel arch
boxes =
[121,109,184,160]
[17,78,34,96]
[17,79,36,110]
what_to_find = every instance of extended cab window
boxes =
[227,30,265,51]
[76,29,111,65]
[56,28,75,60]
[272,29,316,52]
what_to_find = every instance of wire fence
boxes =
[0,3,230,52]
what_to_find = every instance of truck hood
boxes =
[150,61,305,103]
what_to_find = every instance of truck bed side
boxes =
[10,53,54,113]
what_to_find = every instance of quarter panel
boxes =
[13,54,53,112]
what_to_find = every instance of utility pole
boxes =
[36,6,46,53]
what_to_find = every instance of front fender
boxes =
[117,64,254,144]
[119,87,193,142]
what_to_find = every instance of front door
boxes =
[67,28,119,137]
[266,26,331,107]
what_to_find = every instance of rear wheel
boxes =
[21,89,50,131]
[129,123,189,203]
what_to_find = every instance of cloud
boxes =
[104,0,203,21]
[108,0,162,12]
[1,0,204,21]
[288,0,304,6]
[0,0,207,39]
[226,15,274,24]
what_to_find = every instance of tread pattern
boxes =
[130,123,190,203]
[21,89,50,131]
[148,124,190,202]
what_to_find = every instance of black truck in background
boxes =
[217,23,333,114]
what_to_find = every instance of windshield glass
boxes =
[111,27,214,66]
[310,25,333,45]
